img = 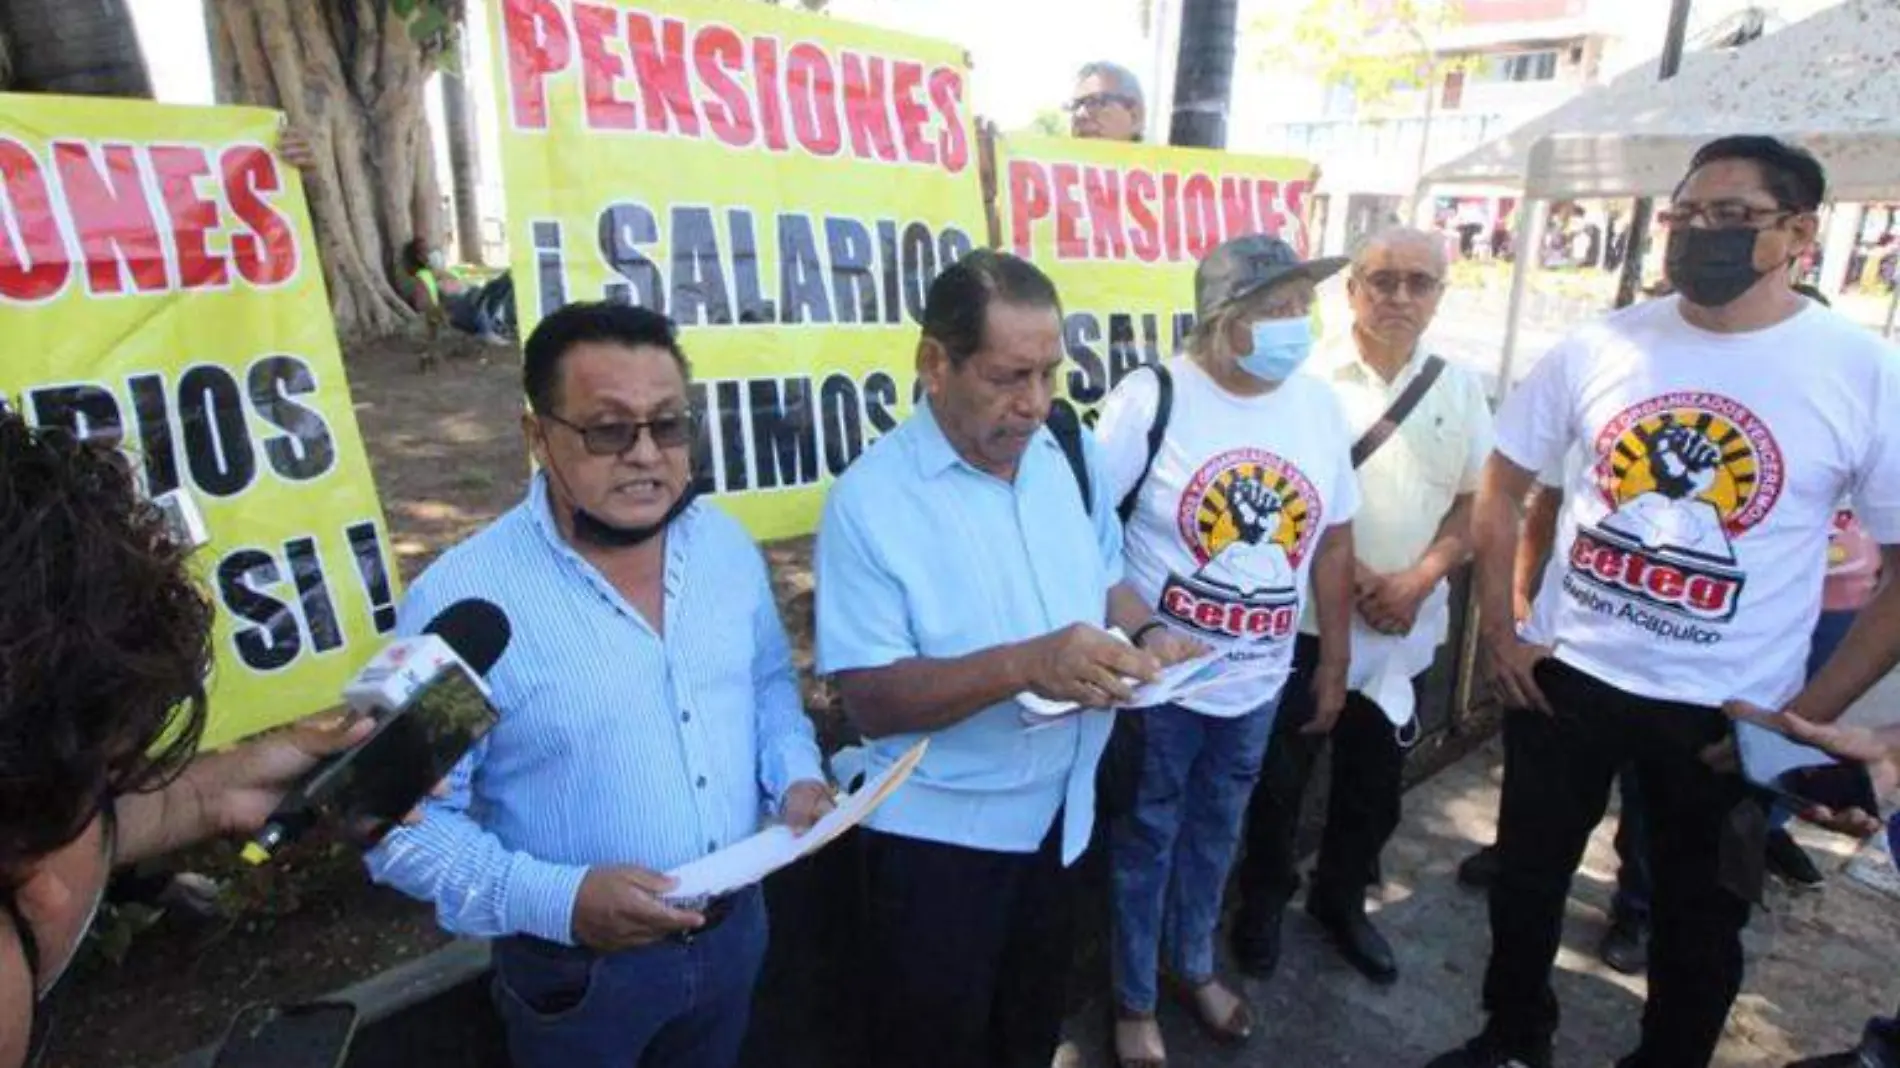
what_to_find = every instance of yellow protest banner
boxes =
[0,95,397,749]
[996,134,1318,418]
[488,0,986,540]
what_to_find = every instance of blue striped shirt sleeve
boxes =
[363,736,590,944]
[746,538,825,804]
[362,569,588,945]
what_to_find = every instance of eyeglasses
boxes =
[5,804,116,1066]
[540,411,697,456]
[1657,201,1796,230]
[1069,92,1137,113]
[1356,270,1444,298]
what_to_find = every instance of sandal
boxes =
[1112,1009,1168,1068]
[1172,977,1254,1044]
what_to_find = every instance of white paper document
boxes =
[663,739,928,903]
[1017,649,1283,725]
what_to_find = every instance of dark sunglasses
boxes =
[540,411,697,456]
[1356,270,1444,298]
[1069,92,1137,113]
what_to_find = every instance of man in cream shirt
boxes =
[1234,227,1492,984]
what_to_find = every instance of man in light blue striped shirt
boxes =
[816,251,1199,1068]
[367,303,828,1068]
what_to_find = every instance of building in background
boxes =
[1232,0,1841,257]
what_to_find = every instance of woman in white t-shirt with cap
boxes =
[1095,234,1359,1067]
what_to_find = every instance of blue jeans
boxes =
[491,886,766,1068]
[1111,697,1279,1012]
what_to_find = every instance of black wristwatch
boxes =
[1129,620,1168,648]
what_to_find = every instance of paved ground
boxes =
[1063,671,1900,1068]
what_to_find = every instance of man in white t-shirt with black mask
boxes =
[1428,136,1900,1068]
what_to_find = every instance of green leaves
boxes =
[1024,108,1068,137]
[408,6,452,45]
[394,0,463,58]
[1252,0,1458,111]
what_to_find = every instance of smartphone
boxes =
[211,1001,357,1068]
[1733,719,1880,818]
[315,661,498,846]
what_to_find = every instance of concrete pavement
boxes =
[1061,673,1900,1068]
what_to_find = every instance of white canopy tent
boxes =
[1422,0,1900,388]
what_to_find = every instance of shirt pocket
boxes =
[1412,417,1470,493]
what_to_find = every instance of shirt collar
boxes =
[524,470,697,583]
[1323,335,1425,388]
[908,400,1060,481]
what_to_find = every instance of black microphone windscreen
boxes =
[421,599,512,676]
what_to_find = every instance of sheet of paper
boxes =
[663,739,927,903]
[1018,649,1283,726]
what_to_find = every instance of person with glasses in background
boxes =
[1428,136,1900,1068]
[0,412,378,1068]
[366,302,829,1068]
[1234,227,1492,989]
[1070,61,1146,143]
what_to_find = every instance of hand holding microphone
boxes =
[242,598,512,863]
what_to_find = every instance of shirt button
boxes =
[707,841,717,853]
[696,775,708,789]
[681,710,692,723]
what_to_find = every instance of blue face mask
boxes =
[1238,316,1314,383]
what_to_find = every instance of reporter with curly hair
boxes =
[0,411,371,1068]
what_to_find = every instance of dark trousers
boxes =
[1238,634,1406,913]
[490,886,766,1068]
[1610,767,1652,921]
[860,822,1074,1068]
[1484,658,1755,1068]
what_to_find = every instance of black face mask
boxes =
[1665,226,1767,308]
[571,484,698,549]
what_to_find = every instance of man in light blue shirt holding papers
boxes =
[816,251,1198,1068]
[367,303,829,1068]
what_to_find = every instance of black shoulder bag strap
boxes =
[1116,363,1173,525]
[1350,354,1446,470]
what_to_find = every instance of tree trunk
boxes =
[0,0,151,97]
[206,0,448,339]
[440,34,485,266]
[1169,0,1237,149]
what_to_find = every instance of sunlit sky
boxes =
[827,0,1156,130]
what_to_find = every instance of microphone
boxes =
[241,599,512,864]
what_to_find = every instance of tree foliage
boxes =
[1253,0,1459,113]
[1022,108,1069,137]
